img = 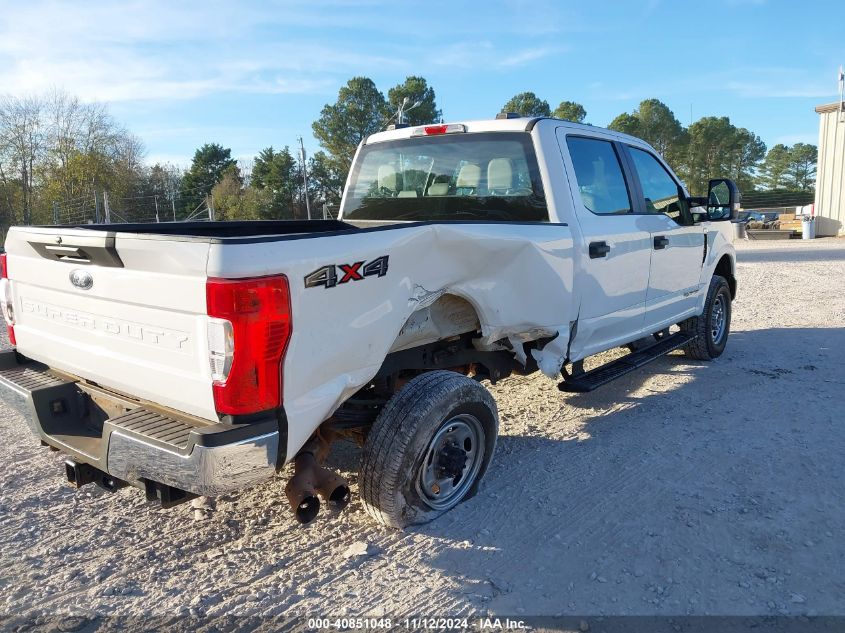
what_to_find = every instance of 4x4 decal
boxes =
[304,255,389,289]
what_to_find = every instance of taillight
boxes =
[0,253,15,346]
[206,275,292,415]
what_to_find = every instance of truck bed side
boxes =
[206,221,576,460]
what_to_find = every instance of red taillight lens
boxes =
[0,253,15,346]
[206,275,292,415]
[412,123,467,137]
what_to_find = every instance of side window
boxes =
[628,148,691,225]
[566,137,632,215]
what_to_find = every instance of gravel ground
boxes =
[1,237,844,628]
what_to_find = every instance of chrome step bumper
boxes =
[0,349,283,500]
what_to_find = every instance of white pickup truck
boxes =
[0,115,738,528]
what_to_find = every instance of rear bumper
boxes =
[0,349,284,499]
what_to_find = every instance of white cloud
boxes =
[716,66,837,99]
[589,66,839,103]
[724,81,835,99]
[427,41,495,69]
[428,41,564,71]
[0,0,404,102]
[0,0,580,103]
[143,152,192,168]
[498,47,566,69]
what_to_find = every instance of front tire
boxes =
[360,371,499,529]
[680,275,732,360]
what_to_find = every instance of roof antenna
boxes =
[386,97,422,130]
[401,97,421,124]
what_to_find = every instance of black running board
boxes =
[558,331,697,393]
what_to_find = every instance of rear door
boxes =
[4,227,217,421]
[622,146,705,331]
[557,132,652,358]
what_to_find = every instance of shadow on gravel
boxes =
[414,327,845,615]
[325,438,363,473]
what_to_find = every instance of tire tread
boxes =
[680,275,731,360]
[360,371,497,528]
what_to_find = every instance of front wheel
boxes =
[680,275,732,360]
[359,371,499,529]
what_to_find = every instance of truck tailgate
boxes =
[4,227,217,421]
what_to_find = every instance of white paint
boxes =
[4,117,736,463]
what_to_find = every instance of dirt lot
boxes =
[1,237,844,628]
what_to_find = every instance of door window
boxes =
[628,148,692,225]
[566,137,632,216]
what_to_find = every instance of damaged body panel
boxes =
[0,116,738,521]
[206,221,577,460]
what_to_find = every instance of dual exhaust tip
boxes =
[285,451,350,524]
[64,441,350,524]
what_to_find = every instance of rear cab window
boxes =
[341,132,548,222]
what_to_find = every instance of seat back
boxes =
[377,165,398,193]
[456,164,480,196]
[426,174,451,196]
[487,158,513,195]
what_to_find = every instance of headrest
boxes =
[456,164,481,188]
[487,159,513,191]
[377,165,398,191]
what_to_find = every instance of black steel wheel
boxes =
[359,371,498,529]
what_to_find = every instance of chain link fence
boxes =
[51,191,212,226]
[46,192,337,227]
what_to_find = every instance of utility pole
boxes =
[52,201,59,225]
[298,136,312,220]
[103,190,111,223]
[154,195,160,223]
[171,198,176,222]
[208,194,215,221]
[93,190,101,224]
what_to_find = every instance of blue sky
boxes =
[1,0,842,166]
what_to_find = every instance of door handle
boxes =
[589,241,611,258]
[653,235,669,250]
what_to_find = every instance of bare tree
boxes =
[0,90,148,228]
[0,95,45,224]
[45,89,88,200]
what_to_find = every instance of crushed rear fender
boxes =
[207,222,577,460]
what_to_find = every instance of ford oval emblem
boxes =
[69,269,93,290]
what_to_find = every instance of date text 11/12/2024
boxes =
[306,617,527,630]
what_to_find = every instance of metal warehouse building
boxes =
[814,102,845,236]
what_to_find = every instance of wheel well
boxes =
[714,255,736,298]
[388,294,481,355]
[330,334,536,432]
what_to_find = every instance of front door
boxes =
[624,146,705,331]
[558,132,652,359]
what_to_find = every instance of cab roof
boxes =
[363,116,646,147]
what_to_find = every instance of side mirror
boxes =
[706,179,740,221]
